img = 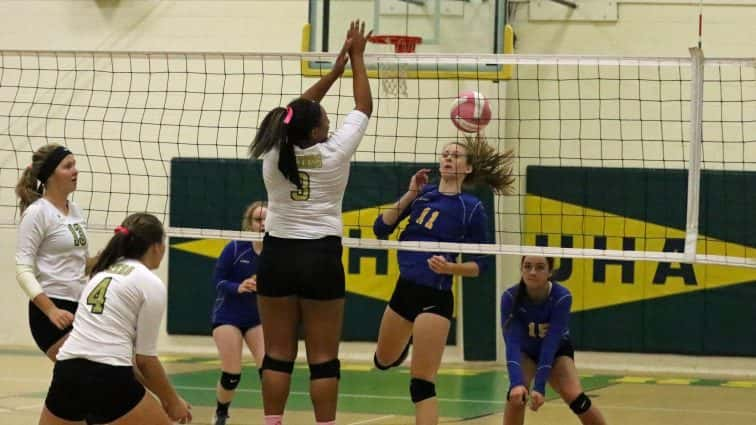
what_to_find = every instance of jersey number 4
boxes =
[86,277,112,314]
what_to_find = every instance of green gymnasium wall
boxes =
[167,158,497,361]
[525,166,756,355]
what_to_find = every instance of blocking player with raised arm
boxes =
[500,255,607,425]
[372,136,515,425]
[210,201,267,425]
[248,20,372,425]
[15,144,90,361]
[38,213,192,425]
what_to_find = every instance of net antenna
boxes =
[368,34,422,98]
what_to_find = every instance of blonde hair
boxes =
[15,144,63,213]
[241,201,267,231]
[452,135,515,195]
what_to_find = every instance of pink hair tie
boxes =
[283,106,293,124]
[114,225,129,235]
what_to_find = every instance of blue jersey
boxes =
[500,281,572,394]
[211,240,261,327]
[373,184,490,291]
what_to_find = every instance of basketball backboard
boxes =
[303,0,513,81]
[308,0,508,55]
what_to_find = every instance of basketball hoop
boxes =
[368,35,422,98]
[368,35,422,53]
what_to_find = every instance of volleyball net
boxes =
[0,49,753,267]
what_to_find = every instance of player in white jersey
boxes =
[247,21,372,425]
[15,144,90,361]
[39,213,192,425]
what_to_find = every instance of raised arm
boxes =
[301,35,351,102]
[378,168,429,228]
[347,20,373,117]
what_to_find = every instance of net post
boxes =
[685,47,704,263]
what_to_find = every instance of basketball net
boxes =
[368,35,422,98]
[378,60,409,97]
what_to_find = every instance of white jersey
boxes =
[15,198,89,302]
[263,109,369,239]
[57,259,166,367]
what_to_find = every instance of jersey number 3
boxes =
[86,277,112,314]
[290,172,311,201]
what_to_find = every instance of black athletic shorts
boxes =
[522,338,576,363]
[28,298,77,353]
[388,277,454,322]
[256,234,345,300]
[45,358,146,423]
[212,322,260,335]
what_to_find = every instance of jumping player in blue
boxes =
[211,201,267,425]
[372,136,515,425]
[500,255,607,425]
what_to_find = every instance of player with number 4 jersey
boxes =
[39,213,192,425]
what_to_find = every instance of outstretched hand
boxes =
[347,20,373,56]
[409,168,431,194]
[331,38,352,77]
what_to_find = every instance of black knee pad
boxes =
[219,371,241,390]
[569,392,592,415]
[410,378,436,403]
[309,359,340,380]
[259,355,295,378]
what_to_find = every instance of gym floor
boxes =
[2,349,755,425]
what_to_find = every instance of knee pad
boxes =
[259,355,295,378]
[309,359,340,380]
[569,392,592,415]
[219,371,241,391]
[410,378,436,403]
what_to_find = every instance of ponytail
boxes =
[459,135,516,195]
[249,98,324,190]
[15,143,65,213]
[90,213,164,276]
[15,167,42,214]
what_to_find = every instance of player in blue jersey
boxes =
[500,256,607,425]
[372,136,515,425]
[210,201,267,425]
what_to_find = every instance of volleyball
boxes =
[450,90,492,133]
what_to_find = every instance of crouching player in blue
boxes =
[500,256,607,425]
[372,136,515,425]
[210,201,267,425]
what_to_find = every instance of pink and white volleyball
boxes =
[450,91,492,133]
